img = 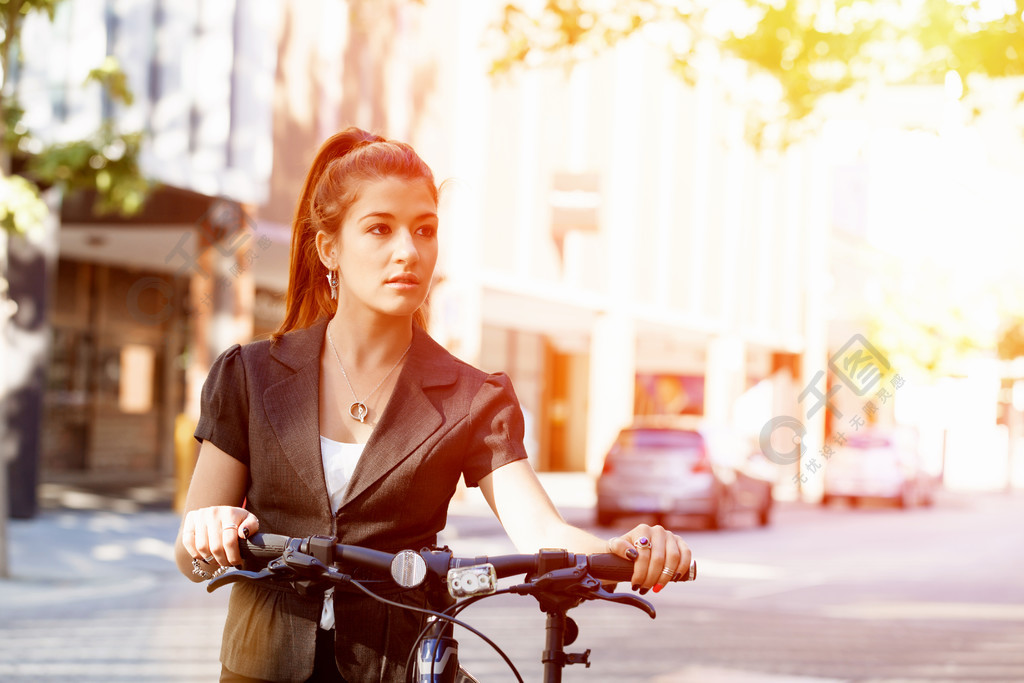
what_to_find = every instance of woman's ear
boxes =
[314,230,336,269]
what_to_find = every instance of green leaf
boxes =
[26,123,152,216]
[0,171,49,235]
[85,55,135,106]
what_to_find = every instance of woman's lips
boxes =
[386,274,421,288]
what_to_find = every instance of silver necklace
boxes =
[326,327,411,423]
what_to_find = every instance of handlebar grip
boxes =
[587,554,697,582]
[587,553,637,582]
[239,533,395,573]
[242,532,293,560]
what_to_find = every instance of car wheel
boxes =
[596,508,617,527]
[709,494,730,530]
[820,493,833,506]
[898,484,915,509]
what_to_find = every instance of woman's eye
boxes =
[369,224,391,235]
[417,225,437,238]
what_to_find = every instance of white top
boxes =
[320,436,365,513]
[319,436,365,630]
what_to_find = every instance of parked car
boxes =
[595,422,775,529]
[822,428,937,508]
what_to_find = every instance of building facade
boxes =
[13,0,832,501]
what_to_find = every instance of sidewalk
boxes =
[0,502,182,611]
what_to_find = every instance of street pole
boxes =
[1009,381,1023,493]
[0,229,10,578]
[0,415,8,578]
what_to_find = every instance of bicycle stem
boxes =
[542,610,590,683]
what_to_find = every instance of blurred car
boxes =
[595,422,775,529]
[822,428,936,508]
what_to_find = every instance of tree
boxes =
[1,5,149,220]
[998,317,1024,362]
[491,0,1024,147]
[0,0,150,577]
[868,276,998,380]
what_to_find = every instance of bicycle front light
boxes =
[447,564,497,598]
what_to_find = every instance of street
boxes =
[1,483,1023,682]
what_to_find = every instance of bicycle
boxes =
[206,533,697,682]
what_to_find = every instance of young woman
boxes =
[175,127,692,682]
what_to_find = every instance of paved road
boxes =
[1,485,1022,681]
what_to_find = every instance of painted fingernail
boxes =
[631,584,640,592]
[653,584,664,593]
[639,587,650,595]
[242,527,250,539]
[626,548,639,561]
[673,572,683,581]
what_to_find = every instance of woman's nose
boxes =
[393,230,419,264]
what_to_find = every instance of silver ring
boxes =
[192,558,212,580]
[687,560,697,581]
[202,555,215,564]
[661,567,675,576]
[223,525,238,531]
[191,557,230,581]
[633,536,651,550]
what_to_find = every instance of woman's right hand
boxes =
[181,505,260,569]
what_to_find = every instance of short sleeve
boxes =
[194,344,250,465]
[462,373,529,488]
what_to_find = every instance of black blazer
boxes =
[195,318,527,682]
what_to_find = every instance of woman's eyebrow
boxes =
[361,211,437,221]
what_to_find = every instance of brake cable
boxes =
[402,588,518,682]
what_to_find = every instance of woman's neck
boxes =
[325,310,414,369]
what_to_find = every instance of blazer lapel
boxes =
[339,326,459,508]
[264,318,331,509]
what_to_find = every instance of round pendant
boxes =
[349,402,368,423]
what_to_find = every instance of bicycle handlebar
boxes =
[237,532,696,586]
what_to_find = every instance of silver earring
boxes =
[327,270,339,300]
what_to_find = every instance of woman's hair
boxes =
[273,127,438,340]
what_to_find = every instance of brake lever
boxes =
[588,584,656,619]
[206,542,329,594]
[207,566,281,593]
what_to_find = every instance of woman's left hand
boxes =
[606,524,692,594]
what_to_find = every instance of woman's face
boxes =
[324,176,438,320]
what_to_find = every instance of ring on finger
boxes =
[660,567,675,576]
[633,536,651,550]
[192,558,212,580]
[222,525,238,531]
